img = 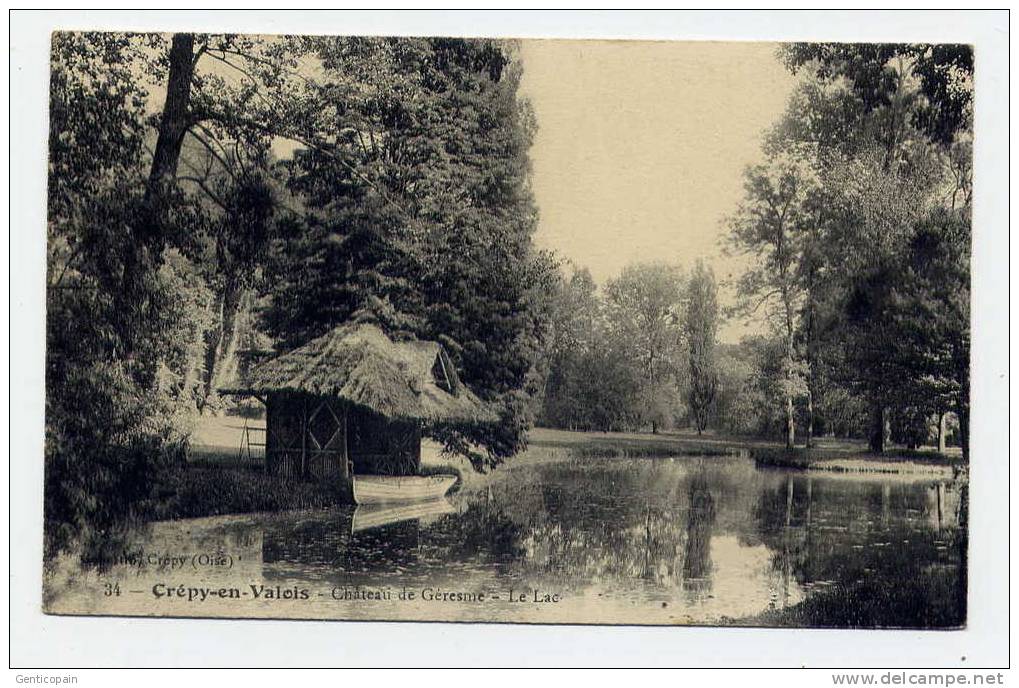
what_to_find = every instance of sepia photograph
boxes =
[37,27,980,631]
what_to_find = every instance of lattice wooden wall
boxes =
[264,392,421,482]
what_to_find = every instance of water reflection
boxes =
[752,473,965,627]
[45,457,966,627]
[682,469,716,595]
[352,500,456,533]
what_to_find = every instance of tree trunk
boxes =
[135,31,194,273]
[145,33,196,208]
[802,294,817,450]
[785,393,795,449]
[954,341,970,463]
[647,348,657,435]
[200,279,244,410]
[199,290,225,412]
[869,403,887,453]
[180,341,202,404]
[213,288,245,386]
[117,33,196,369]
[805,388,814,448]
[938,411,947,454]
[957,400,969,463]
[782,289,796,450]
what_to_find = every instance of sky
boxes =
[518,40,797,342]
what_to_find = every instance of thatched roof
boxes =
[221,323,496,424]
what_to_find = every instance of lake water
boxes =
[45,456,966,627]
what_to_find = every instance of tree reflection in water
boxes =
[518,462,689,586]
[435,493,527,562]
[58,458,964,627]
[224,462,971,628]
[751,474,966,627]
[258,494,528,577]
[681,468,717,596]
[261,509,420,572]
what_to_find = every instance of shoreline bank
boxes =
[750,445,964,477]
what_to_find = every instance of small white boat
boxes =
[351,499,456,533]
[352,474,458,505]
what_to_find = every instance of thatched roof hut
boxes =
[221,323,494,487]
[230,323,494,425]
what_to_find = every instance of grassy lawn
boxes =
[522,427,962,469]
[519,427,759,464]
[186,415,963,488]
[149,466,350,521]
[191,414,264,449]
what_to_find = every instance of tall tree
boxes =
[45,33,218,553]
[727,158,815,448]
[604,263,685,434]
[541,268,599,429]
[540,266,646,432]
[685,261,719,434]
[197,170,277,407]
[131,32,329,409]
[260,37,554,465]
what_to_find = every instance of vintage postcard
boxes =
[43,31,971,628]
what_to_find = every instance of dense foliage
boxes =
[260,37,556,466]
[540,263,692,433]
[728,42,972,455]
[45,32,553,554]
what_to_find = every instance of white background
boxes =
[6,9,1011,670]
